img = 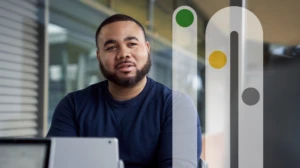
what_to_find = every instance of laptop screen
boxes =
[0,139,51,168]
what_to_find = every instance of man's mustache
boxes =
[115,60,135,69]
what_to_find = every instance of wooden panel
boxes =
[0,87,37,96]
[0,43,37,58]
[25,0,38,4]
[7,0,38,13]
[0,78,38,89]
[0,0,40,138]
[0,25,37,43]
[0,17,37,35]
[0,52,37,66]
[0,1,37,20]
[0,120,37,130]
[0,7,37,27]
[0,104,37,112]
[0,96,38,104]
[0,61,38,73]
[0,113,37,120]
[0,128,38,137]
[0,69,38,81]
[0,34,37,51]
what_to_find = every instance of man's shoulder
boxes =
[148,77,172,95]
[148,77,193,101]
[149,78,196,107]
[147,77,173,102]
[68,80,107,99]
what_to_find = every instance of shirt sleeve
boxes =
[157,91,202,168]
[46,93,78,137]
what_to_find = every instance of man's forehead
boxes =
[99,21,144,41]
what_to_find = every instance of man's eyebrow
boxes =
[103,37,138,47]
[124,36,139,41]
[103,39,117,47]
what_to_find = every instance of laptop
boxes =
[0,139,52,168]
[51,137,121,168]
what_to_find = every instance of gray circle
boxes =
[242,87,260,106]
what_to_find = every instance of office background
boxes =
[0,0,299,167]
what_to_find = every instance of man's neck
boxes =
[108,77,147,101]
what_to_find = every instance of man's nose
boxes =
[117,46,130,59]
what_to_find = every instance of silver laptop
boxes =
[50,138,122,168]
[0,139,51,168]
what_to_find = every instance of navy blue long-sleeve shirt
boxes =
[47,77,202,168]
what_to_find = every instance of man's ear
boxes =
[96,49,100,61]
[146,41,150,53]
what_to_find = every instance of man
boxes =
[47,14,202,168]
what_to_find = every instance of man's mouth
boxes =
[116,62,135,69]
[117,63,134,69]
[116,62,135,72]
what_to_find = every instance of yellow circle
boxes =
[209,50,227,69]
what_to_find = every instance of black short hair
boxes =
[95,14,147,49]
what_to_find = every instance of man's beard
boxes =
[99,53,151,87]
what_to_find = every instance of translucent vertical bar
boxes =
[172,6,198,167]
[205,7,231,168]
[239,7,263,168]
[206,6,263,168]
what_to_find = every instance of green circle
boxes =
[176,9,194,27]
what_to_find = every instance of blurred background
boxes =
[0,0,300,167]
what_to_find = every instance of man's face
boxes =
[96,21,151,87]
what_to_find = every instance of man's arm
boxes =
[158,91,202,168]
[47,93,78,137]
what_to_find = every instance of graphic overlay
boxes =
[205,7,263,168]
[172,6,198,167]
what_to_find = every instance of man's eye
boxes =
[128,43,137,47]
[106,46,116,51]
